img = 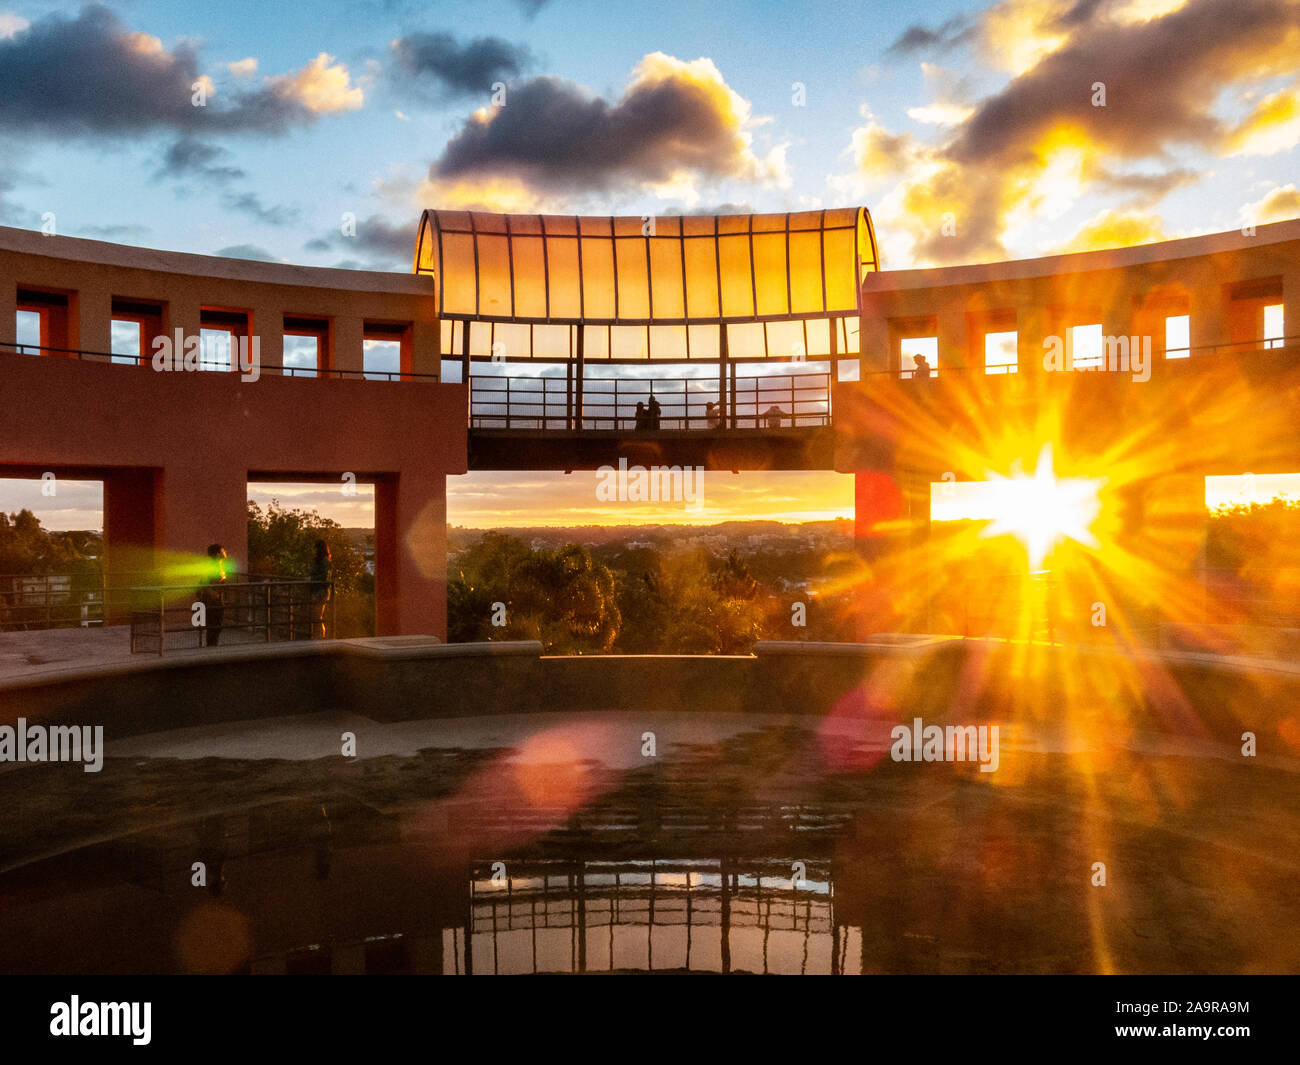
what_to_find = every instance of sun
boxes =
[981,444,1105,569]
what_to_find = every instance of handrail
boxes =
[467,370,834,431]
[128,578,335,654]
[0,340,441,382]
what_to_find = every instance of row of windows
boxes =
[897,307,1285,378]
[11,292,414,379]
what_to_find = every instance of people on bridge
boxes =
[762,405,787,428]
[648,395,662,429]
[912,353,932,378]
[634,401,649,431]
[705,401,722,429]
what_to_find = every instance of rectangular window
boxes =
[900,336,938,378]
[110,319,142,366]
[15,309,41,354]
[283,316,328,378]
[283,335,318,377]
[1070,323,1104,369]
[984,330,1018,374]
[199,328,233,371]
[1264,304,1285,349]
[1165,314,1190,359]
[363,338,400,380]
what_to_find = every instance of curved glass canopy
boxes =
[415,208,877,329]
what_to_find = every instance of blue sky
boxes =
[2,0,1298,528]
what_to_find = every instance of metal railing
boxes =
[468,371,833,431]
[128,578,335,655]
[0,340,439,382]
[0,572,105,631]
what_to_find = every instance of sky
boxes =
[2,0,1299,528]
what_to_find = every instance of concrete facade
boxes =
[0,227,465,638]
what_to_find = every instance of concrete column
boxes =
[0,280,15,351]
[1284,269,1300,346]
[78,286,113,363]
[102,468,163,622]
[159,458,249,578]
[333,315,365,376]
[169,300,202,356]
[1017,304,1051,377]
[1188,283,1227,355]
[250,304,283,378]
[410,317,440,378]
[375,469,447,637]
[935,308,967,373]
[858,314,889,376]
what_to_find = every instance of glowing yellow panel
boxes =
[752,231,788,317]
[476,233,513,318]
[823,229,856,312]
[683,237,719,319]
[546,237,582,320]
[511,236,547,319]
[581,237,616,321]
[440,232,478,316]
[788,230,824,314]
[718,234,754,319]
[648,238,685,319]
[615,237,650,319]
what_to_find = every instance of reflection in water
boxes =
[460,859,837,975]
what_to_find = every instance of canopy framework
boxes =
[416,208,877,363]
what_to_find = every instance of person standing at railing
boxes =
[310,539,332,639]
[648,394,662,430]
[706,401,722,429]
[200,544,228,646]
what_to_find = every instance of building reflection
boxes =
[458,858,839,975]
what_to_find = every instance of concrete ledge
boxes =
[2,636,1297,749]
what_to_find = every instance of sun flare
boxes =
[981,444,1105,569]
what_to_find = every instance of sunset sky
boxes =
[2,0,1298,528]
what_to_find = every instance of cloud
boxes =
[0,12,28,38]
[422,52,786,210]
[1053,207,1171,252]
[267,52,363,115]
[76,222,151,240]
[156,136,246,182]
[213,243,279,261]
[389,31,531,99]
[843,0,1300,266]
[227,56,257,78]
[305,213,412,269]
[1226,86,1300,156]
[221,191,299,226]
[888,14,976,55]
[0,6,362,136]
[1241,183,1300,226]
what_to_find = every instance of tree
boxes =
[447,533,620,652]
[246,500,371,636]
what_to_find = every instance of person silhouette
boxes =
[912,354,932,379]
[634,401,648,430]
[647,395,662,429]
